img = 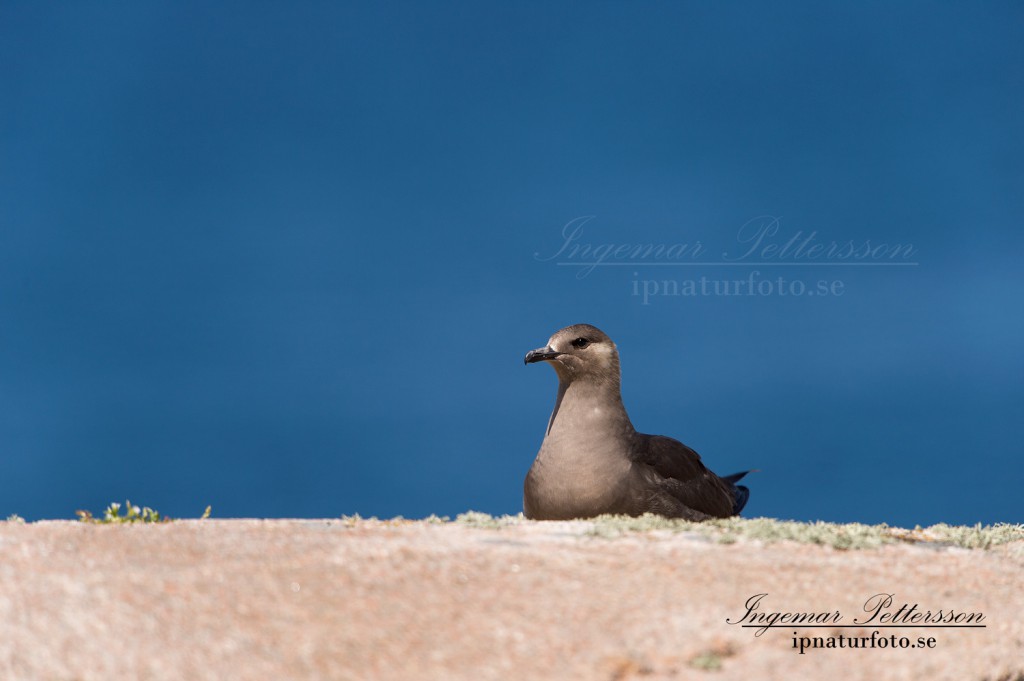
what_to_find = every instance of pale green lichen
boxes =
[442,512,1024,551]
[454,511,525,529]
[700,517,893,550]
[52,505,1023,551]
[892,522,1024,550]
[339,514,432,528]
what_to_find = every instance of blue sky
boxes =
[2,2,1021,525]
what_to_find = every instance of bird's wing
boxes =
[629,433,735,518]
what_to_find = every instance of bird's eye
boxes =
[571,337,590,349]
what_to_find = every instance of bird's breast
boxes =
[525,388,638,520]
[524,430,634,520]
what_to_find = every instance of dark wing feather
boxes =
[629,433,736,518]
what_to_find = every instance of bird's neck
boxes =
[546,377,634,438]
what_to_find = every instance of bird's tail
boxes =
[722,470,754,515]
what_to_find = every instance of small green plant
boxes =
[689,652,723,671]
[76,501,212,524]
[5,514,25,523]
[689,641,736,671]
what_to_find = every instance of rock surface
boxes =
[1,518,1022,680]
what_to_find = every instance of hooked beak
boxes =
[524,346,562,365]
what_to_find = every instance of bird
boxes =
[522,323,750,521]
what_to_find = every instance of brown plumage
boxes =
[523,323,750,521]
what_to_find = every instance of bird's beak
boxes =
[524,346,562,365]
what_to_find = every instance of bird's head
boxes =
[524,323,620,384]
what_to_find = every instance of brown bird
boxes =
[523,323,750,521]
